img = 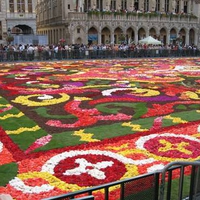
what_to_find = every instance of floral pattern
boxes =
[0,58,200,199]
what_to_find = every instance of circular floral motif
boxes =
[54,154,126,186]
[12,93,70,106]
[41,150,138,187]
[136,133,200,161]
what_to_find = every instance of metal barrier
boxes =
[159,161,200,200]
[71,196,94,200]
[0,49,200,62]
[42,161,200,200]
[43,172,160,200]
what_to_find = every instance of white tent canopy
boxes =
[139,36,162,45]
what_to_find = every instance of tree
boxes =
[119,34,126,44]
[6,35,14,45]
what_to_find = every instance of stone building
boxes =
[0,0,36,44]
[36,0,200,47]
[0,1,7,43]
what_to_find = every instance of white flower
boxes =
[41,150,154,175]
[0,141,3,153]
[147,164,165,173]
[37,95,54,100]
[26,81,39,84]
[102,88,134,96]
[9,177,54,194]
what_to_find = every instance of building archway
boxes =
[76,37,82,44]
[114,27,123,44]
[189,29,195,46]
[170,28,177,45]
[11,25,34,35]
[159,28,167,45]
[138,28,146,41]
[178,28,186,46]
[126,27,135,44]
[149,28,157,38]
[101,27,111,44]
[88,27,98,45]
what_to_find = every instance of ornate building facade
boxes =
[36,0,200,47]
[0,0,36,44]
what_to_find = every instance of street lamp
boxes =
[7,28,11,35]
[6,27,14,45]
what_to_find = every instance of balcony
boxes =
[6,12,36,19]
[37,12,198,27]
[67,11,198,24]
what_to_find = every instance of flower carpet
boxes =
[0,58,200,200]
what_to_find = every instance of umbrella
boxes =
[139,36,162,45]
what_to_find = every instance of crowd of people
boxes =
[0,42,198,62]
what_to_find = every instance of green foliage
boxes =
[10,130,47,150]
[36,130,81,151]
[164,175,191,200]
[126,12,137,17]
[6,35,14,43]
[0,163,18,186]
[34,107,77,119]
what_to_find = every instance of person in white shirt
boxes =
[27,44,34,60]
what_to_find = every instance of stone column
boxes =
[171,0,176,13]
[160,0,165,13]
[116,0,121,11]
[187,1,191,13]
[139,0,144,12]
[65,26,70,44]
[185,29,189,45]
[110,30,114,44]
[14,0,17,13]
[166,30,170,45]
[91,0,96,9]
[25,0,28,13]
[6,0,10,12]
[130,0,134,11]
[180,0,184,13]
[97,31,101,44]
[32,0,36,13]
[151,0,156,12]
[135,27,138,44]
[194,29,198,47]
[107,0,111,10]
[105,0,110,10]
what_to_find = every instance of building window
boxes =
[77,28,80,33]
[53,0,57,16]
[9,0,14,12]
[121,0,127,10]
[156,0,160,12]
[28,0,33,13]
[144,0,149,12]
[97,0,103,11]
[176,1,180,13]
[134,0,139,11]
[68,4,70,9]
[84,0,91,11]
[184,1,188,13]
[164,0,169,12]
[47,1,51,18]
[110,0,116,10]
[17,0,25,13]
